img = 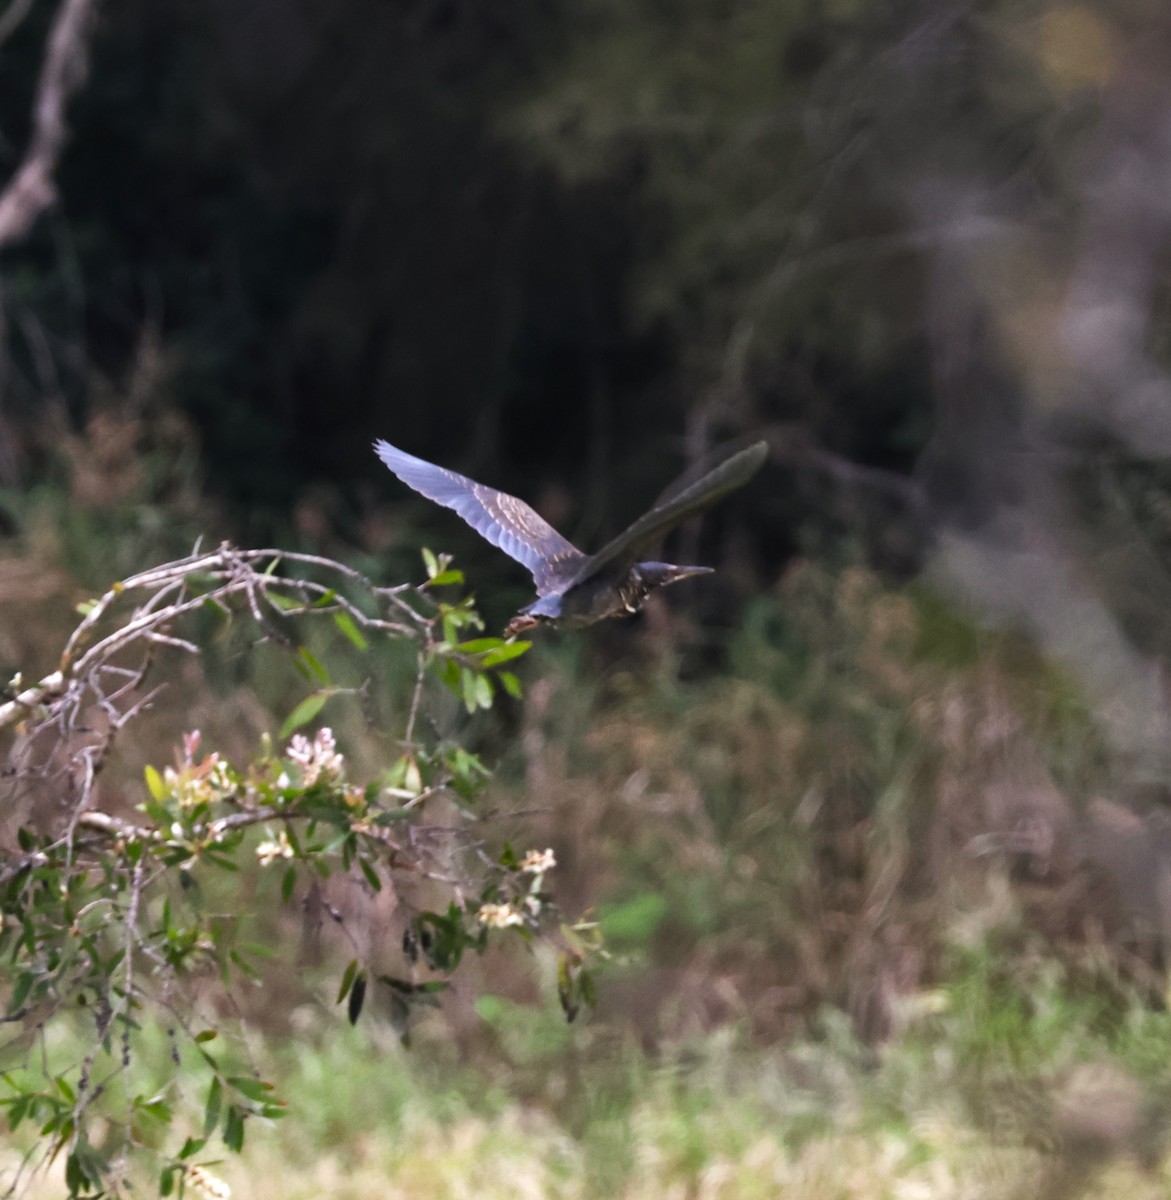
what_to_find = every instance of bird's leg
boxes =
[504,613,541,638]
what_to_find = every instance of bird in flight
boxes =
[374,438,766,636]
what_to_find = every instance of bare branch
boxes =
[0,542,430,735]
[0,0,100,253]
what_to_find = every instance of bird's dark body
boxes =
[516,561,713,630]
[374,438,766,635]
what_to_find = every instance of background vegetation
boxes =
[6,0,1171,1195]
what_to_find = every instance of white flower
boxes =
[256,830,295,866]
[477,902,524,929]
[519,848,556,874]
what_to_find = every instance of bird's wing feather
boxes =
[567,441,767,588]
[374,440,587,596]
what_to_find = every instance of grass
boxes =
[7,982,1171,1200]
[6,908,1171,1200]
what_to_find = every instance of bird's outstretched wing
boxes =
[567,440,767,588]
[374,440,587,597]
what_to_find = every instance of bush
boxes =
[0,544,598,1197]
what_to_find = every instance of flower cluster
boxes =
[165,730,237,810]
[187,1165,232,1199]
[255,830,295,866]
[286,727,344,785]
[475,849,558,929]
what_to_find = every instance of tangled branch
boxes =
[0,542,589,1199]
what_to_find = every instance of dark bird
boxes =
[374,438,767,636]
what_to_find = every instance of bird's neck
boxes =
[618,568,651,614]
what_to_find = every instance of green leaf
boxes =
[203,851,240,872]
[144,764,168,801]
[455,637,499,654]
[481,641,532,666]
[332,611,368,651]
[227,1075,274,1103]
[358,857,381,892]
[267,591,300,612]
[203,1076,223,1137]
[347,973,367,1026]
[296,646,331,686]
[460,668,477,713]
[579,969,597,1009]
[336,958,360,1005]
[498,671,523,699]
[417,908,468,971]
[64,1137,107,1194]
[281,865,296,903]
[65,1150,83,1195]
[202,595,232,620]
[438,658,461,697]
[223,1104,245,1153]
[279,693,327,739]
[194,1029,218,1044]
[459,667,495,712]
[427,569,464,586]
[557,954,579,1022]
[140,798,172,825]
[40,1108,69,1138]
[133,1093,173,1123]
[8,1094,31,1132]
[421,547,439,579]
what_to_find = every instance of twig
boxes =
[404,651,426,746]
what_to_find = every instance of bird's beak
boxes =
[659,565,715,588]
